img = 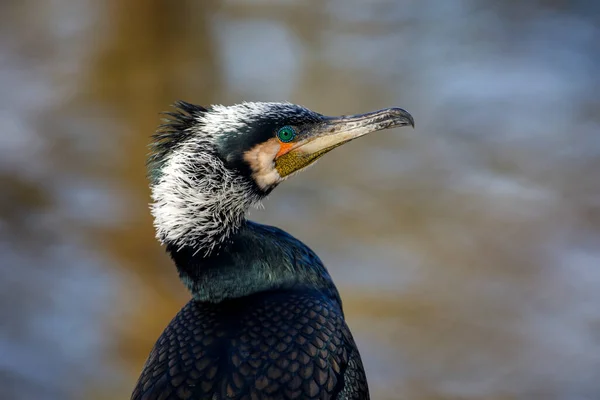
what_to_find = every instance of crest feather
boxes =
[148,101,208,184]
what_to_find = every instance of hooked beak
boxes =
[275,107,414,177]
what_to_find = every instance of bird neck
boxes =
[167,221,342,304]
[150,146,340,303]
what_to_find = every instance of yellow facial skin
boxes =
[274,142,343,178]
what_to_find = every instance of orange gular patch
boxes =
[276,141,294,158]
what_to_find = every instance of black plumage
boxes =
[133,101,414,400]
[132,290,367,400]
[132,222,367,399]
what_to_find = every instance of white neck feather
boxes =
[150,137,259,256]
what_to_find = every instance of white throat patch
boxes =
[243,138,283,190]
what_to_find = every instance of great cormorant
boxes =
[132,101,414,400]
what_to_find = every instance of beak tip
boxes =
[390,107,415,128]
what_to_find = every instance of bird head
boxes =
[149,101,414,252]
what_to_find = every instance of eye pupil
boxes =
[277,126,296,142]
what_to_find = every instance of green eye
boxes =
[277,126,296,143]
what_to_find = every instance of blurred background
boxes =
[1,0,600,399]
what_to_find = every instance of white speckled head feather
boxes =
[150,139,258,255]
[149,101,325,255]
[149,101,314,255]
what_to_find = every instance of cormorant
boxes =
[132,101,414,400]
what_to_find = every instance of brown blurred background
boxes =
[1,0,600,399]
